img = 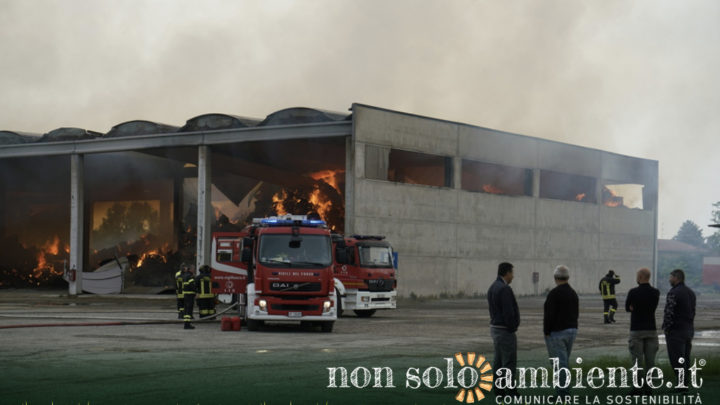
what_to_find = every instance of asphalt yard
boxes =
[1,290,719,405]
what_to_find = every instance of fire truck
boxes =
[210,214,337,332]
[332,234,397,317]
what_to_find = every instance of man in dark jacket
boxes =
[625,267,660,393]
[662,269,696,388]
[487,262,519,396]
[544,265,579,397]
[599,270,621,324]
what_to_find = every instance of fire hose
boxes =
[0,301,240,329]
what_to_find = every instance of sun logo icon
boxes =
[453,352,493,403]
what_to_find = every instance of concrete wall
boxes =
[348,104,658,297]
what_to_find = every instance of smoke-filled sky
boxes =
[1,0,718,239]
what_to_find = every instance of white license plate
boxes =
[288,311,302,318]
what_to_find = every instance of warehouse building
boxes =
[0,104,658,297]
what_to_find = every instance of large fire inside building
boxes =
[0,104,658,297]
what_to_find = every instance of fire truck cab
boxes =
[333,235,397,317]
[211,215,337,332]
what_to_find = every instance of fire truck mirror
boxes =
[335,247,348,264]
[242,237,252,247]
[241,247,252,263]
[347,248,356,265]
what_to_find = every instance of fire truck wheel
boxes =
[335,289,343,317]
[321,321,334,333]
[353,310,376,318]
[247,319,262,331]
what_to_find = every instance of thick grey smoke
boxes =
[0,0,718,238]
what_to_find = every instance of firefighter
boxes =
[174,263,186,319]
[182,263,197,329]
[196,265,216,318]
[599,269,621,324]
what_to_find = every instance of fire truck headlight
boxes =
[323,300,332,312]
[361,296,370,302]
[258,299,267,311]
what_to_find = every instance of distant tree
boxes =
[708,201,720,254]
[672,220,705,248]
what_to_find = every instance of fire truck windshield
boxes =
[358,245,393,268]
[258,234,332,268]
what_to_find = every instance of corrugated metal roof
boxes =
[0,130,40,144]
[40,127,102,142]
[258,107,350,126]
[105,120,180,138]
[180,113,261,132]
[0,107,349,146]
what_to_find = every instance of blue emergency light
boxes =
[255,215,326,228]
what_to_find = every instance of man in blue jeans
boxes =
[487,262,520,397]
[544,265,579,397]
[662,269,696,392]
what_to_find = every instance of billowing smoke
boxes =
[0,0,718,238]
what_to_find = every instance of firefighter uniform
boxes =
[182,268,197,329]
[196,265,216,318]
[174,269,185,319]
[599,270,621,324]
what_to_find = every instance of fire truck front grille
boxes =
[269,282,322,292]
[271,304,320,311]
[366,279,394,292]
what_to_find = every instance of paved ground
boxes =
[1,290,719,405]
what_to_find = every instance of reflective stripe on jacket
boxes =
[175,271,184,298]
[599,275,620,299]
[196,275,214,299]
[182,273,196,295]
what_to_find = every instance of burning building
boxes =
[0,104,658,296]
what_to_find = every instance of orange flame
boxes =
[310,170,344,192]
[309,187,332,221]
[271,169,344,231]
[136,249,167,268]
[603,187,623,207]
[482,184,504,195]
[272,191,288,216]
[32,235,64,279]
[575,193,586,201]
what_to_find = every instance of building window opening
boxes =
[387,149,451,188]
[539,170,596,203]
[602,184,644,209]
[461,159,532,196]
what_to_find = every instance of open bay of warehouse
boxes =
[2,291,720,405]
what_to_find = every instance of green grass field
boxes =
[3,348,719,405]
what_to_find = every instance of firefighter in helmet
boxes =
[599,269,621,324]
[174,263,187,319]
[196,265,216,318]
[182,263,197,329]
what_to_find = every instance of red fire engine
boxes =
[210,214,337,332]
[332,234,397,317]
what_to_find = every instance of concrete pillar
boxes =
[532,169,541,198]
[69,154,84,295]
[0,171,5,239]
[453,157,462,190]
[173,172,183,251]
[344,136,355,235]
[196,146,212,270]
